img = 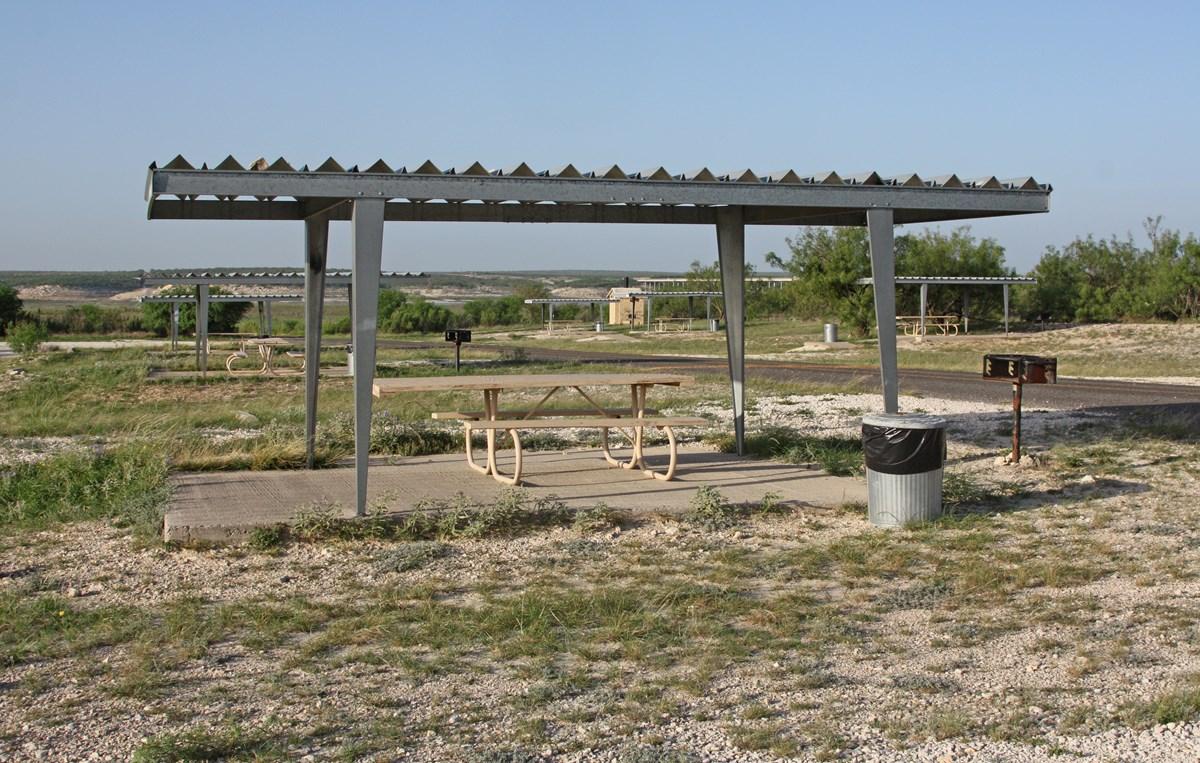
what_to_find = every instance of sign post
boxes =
[982,354,1057,463]
[445,329,471,373]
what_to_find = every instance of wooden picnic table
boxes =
[373,373,706,485]
[225,337,304,376]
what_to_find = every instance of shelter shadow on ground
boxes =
[164,446,866,544]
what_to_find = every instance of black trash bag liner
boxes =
[862,425,945,475]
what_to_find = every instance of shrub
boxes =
[0,283,23,334]
[7,320,49,355]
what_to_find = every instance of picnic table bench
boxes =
[225,337,305,376]
[897,315,960,337]
[373,373,706,486]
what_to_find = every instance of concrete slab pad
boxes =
[165,447,866,544]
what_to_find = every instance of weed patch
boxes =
[0,446,168,539]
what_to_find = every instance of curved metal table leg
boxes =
[640,425,678,481]
[490,428,522,486]
[464,423,488,474]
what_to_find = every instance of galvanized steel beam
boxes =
[304,216,329,470]
[351,199,385,517]
[867,209,899,414]
[716,207,746,455]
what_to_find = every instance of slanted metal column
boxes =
[304,215,329,470]
[1003,284,1010,334]
[170,303,179,350]
[867,208,899,413]
[716,206,746,455]
[919,283,928,337]
[351,199,385,517]
[196,285,209,377]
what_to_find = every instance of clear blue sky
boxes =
[2,1,1197,274]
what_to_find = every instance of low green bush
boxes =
[7,320,49,355]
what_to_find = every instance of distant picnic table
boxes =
[224,337,305,376]
[373,372,706,486]
[897,315,960,337]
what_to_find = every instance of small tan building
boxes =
[607,287,645,326]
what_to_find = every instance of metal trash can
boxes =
[594,321,603,332]
[823,323,839,344]
[709,319,720,332]
[861,413,947,527]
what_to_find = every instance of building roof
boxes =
[146,157,1051,227]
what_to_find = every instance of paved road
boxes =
[374,340,1200,411]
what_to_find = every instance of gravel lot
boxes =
[2,396,1199,762]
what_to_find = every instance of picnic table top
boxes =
[242,337,292,346]
[373,372,695,396]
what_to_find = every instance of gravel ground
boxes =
[2,396,1199,761]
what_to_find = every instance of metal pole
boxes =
[866,208,899,413]
[646,296,653,331]
[265,301,273,336]
[919,283,928,337]
[351,199,385,517]
[197,284,209,378]
[454,340,461,372]
[716,206,746,455]
[963,291,970,334]
[548,302,554,332]
[257,301,266,336]
[304,215,329,470]
[1012,381,1023,463]
[170,303,179,351]
[1003,283,1010,334]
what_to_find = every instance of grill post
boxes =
[1011,380,1023,463]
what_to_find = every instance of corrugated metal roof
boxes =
[856,276,1037,285]
[152,155,1050,192]
[145,270,424,279]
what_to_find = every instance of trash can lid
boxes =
[862,412,948,430]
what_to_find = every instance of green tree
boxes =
[0,282,21,335]
[766,227,875,334]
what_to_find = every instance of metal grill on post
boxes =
[982,354,1058,463]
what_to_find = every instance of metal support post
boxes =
[257,301,266,336]
[304,215,329,469]
[716,206,746,455]
[351,199,385,517]
[265,301,273,336]
[548,302,554,332]
[866,208,899,413]
[196,284,209,377]
[1003,284,1010,334]
[170,303,179,350]
[919,283,928,337]
[1011,381,1023,462]
[646,296,653,331]
[962,291,970,334]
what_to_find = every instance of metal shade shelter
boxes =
[145,156,1051,515]
[143,270,424,371]
[523,297,619,331]
[856,275,1038,334]
[140,292,302,350]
